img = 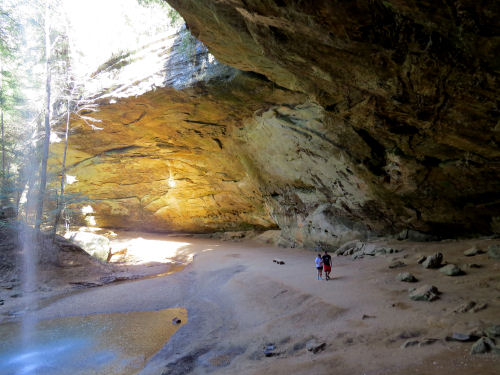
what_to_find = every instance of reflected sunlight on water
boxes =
[0,308,187,375]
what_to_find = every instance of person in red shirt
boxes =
[322,251,332,280]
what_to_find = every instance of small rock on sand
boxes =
[439,264,464,276]
[422,252,443,269]
[172,317,182,325]
[464,246,483,256]
[273,259,285,265]
[306,339,326,353]
[486,325,500,338]
[454,301,476,313]
[264,344,278,357]
[396,272,418,282]
[409,285,440,301]
[471,337,497,354]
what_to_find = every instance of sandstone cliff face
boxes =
[51,1,500,246]
[167,0,500,238]
[50,30,304,233]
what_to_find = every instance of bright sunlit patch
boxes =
[81,205,94,214]
[167,177,176,188]
[85,216,97,226]
[111,237,191,265]
[66,175,77,184]
[50,133,62,143]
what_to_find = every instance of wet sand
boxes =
[2,233,500,374]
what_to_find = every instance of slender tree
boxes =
[34,0,52,234]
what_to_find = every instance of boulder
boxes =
[65,231,110,262]
[422,253,443,269]
[396,272,418,282]
[471,337,496,354]
[439,264,464,276]
[335,240,363,256]
[409,285,440,302]
[486,325,500,338]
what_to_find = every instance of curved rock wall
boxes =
[49,30,304,233]
[50,1,500,244]
[167,0,500,236]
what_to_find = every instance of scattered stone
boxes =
[486,325,500,338]
[409,285,440,301]
[488,244,500,260]
[362,244,377,256]
[264,344,278,357]
[419,338,439,347]
[306,339,326,354]
[335,240,363,256]
[422,252,443,269]
[10,293,21,298]
[445,333,475,342]
[439,264,464,276]
[401,340,420,348]
[0,299,4,306]
[396,272,418,282]
[464,246,483,256]
[454,301,476,313]
[389,260,406,269]
[273,259,285,265]
[172,317,182,325]
[375,247,390,255]
[361,314,376,320]
[352,251,364,260]
[417,255,427,264]
[471,337,496,354]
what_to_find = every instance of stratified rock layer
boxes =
[167,0,500,237]
[50,31,304,233]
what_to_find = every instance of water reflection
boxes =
[0,308,187,375]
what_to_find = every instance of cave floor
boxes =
[2,233,500,374]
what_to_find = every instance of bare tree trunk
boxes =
[1,110,4,181]
[52,94,70,239]
[35,1,51,234]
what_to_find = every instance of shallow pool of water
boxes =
[0,308,187,375]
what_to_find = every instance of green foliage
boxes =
[178,28,198,58]
[136,0,182,26]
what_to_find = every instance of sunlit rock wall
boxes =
[167,0,500,237]
[49,29,305,233]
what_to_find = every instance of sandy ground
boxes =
[1,232,500,374]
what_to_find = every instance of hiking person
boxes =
[315,253,323,280]
[322,250,332,280]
